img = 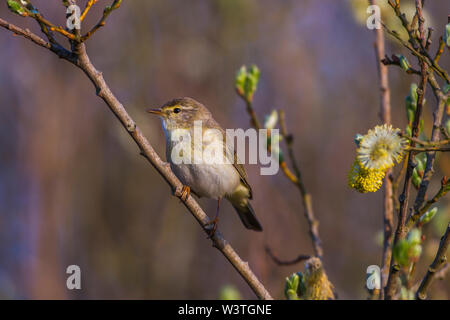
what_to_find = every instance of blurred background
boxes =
[0,0,449,299]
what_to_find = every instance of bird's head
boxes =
[147,97,211,130]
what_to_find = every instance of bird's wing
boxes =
[232,156,253,199]
[206,118,253,199]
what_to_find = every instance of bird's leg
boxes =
[174,185,190,202]
[206,197,221,238]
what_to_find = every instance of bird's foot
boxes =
[205,217,219,239]
[174,185,190,202]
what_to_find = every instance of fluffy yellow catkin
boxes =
[348,159,385,193]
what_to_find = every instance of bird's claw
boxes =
[175,185,190,202]
[205,217,219,239]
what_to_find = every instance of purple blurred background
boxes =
[0,0,448,299]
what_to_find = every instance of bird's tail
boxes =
[227,184,263,231]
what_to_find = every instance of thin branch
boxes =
[407,146,450,152]
[0,17,76,62]
[408,177,450,228]
[265,246,310,266]
[279,110,323,259]
[81,0,122,42]
[400,133,450,146]
[434,37,445,63]
[81,0,99,22]
[385,15,429,297]
[386,0,449,83]
[381,54,421,75]
[236,93,324,260]
[381,23,449,83]
[416,224,450,300]
[370,0,395,299]
[441,126,450,140]
[412,76,448,214]
[0,14,273,300]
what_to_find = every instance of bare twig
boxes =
[416,224,450,300]
[81,0,99,22]
[279,110,323,259]
[370,0,394,298]
[381,24,449,83]
[385,64,428,299]
[81,0,122,42]
[400,133,450,146]
[0,11,273,300]
[408,146,450,152]
[236,94,324,260]
[408,177,450,228]
[412,76,448,214]
[265,246,310,266]
[0,17,75,62]
[381,54,421,75]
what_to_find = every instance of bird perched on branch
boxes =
[147,97,262,234]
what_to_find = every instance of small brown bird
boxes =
[147,97,262,232]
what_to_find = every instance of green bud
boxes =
[396,54,411,72]
[444,83,450,94]
[420,207,438,225]
[445,23,450,47]
[446,119,450,136]
[407,228,422,246]
[284,273,300,300]
[409,83,418,103]
[7,0,28,16]
[405,125,412,137]
[393,239,410,267]
[354,134,363,147]
[409,244,422,260]
[235,65,247,95]
[264,110,278,129]
[235,65,260,102]
[443,84,450,107]
[400,287,415,300]
[416,158,424,173]
[412,169,421,189]
[407,109,415,124]
[245,65,260,101]
[219,285,242,300]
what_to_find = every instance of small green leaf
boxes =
[354,134,363,147]
[396,54,411,72]
[264,110,278,129]
[6,0,28,16]
[235,65,247,96]
[412,169,421,189]
[419,207,438,225]
[405,125,412,137]
[407,228,421,245]
[284,272,304,300]
[234,64,260,102]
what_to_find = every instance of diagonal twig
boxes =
[416,224,450,300]
[370,0,395,299]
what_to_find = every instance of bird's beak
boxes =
[147,108,164,116]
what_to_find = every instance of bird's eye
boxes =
[173,107,181,114]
